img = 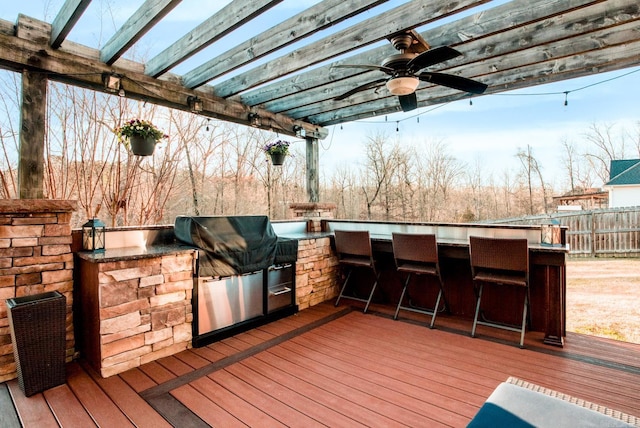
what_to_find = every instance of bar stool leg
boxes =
[363,273,379,313]
[429,289,443,329]
[471,284,483,338]
[519,293,528,348]
[335,269,353,307]
[394,274,411,320]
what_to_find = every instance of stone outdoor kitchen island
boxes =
[76,241,196,378]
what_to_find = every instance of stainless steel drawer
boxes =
[267,265,293,313]
[197,271,264,334]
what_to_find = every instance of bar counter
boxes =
[323,220,568,347]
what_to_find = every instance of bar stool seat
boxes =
[334,230,379,313]
[392,233,447,328]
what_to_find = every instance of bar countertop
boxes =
[76,244,196,263]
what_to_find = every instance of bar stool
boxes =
[334,230,379,313]
[391,233,447,328]
[469,236,530,348]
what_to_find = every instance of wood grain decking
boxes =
[3,301,640,427]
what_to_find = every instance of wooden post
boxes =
[18,70,46,199]
[306,136,319,203]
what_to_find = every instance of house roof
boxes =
[1,1,639,138]
[606,159,640,186]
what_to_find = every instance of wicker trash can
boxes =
[6,291,66,396]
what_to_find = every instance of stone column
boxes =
[0,199,77,382]
[289,202,336,232]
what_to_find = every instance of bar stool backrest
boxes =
[334,230,373,261]
[392,233,438,266]
[469,236,529,275]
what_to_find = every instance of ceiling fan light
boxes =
[386,76,419,96]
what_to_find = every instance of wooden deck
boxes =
[2,301,639,427]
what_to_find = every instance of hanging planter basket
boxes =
[270,152,286,166]
[129,135,157,156]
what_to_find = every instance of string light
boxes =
[564,91,569,106]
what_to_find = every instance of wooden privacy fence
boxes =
[488,207,640,258]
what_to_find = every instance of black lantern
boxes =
[82,218,106,252]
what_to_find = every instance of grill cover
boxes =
[175,215,278,277]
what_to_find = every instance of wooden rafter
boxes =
[315,41,640,125]
[100,0,182,65]
[212,0,490,98]
[279,1,640,122]
[144,0,283,78]
[181,0,389,89]
[0,0,637,131]
[237,0,611,111]
[50,0,91,48]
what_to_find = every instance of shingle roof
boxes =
[606,160,640,186]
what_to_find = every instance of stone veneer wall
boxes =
[0,200,77,383]
[288,203,340,310]
[79,251,195,378]
[295,237,339,310]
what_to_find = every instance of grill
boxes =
[175,215,297,346]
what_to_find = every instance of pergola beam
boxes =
[0,17,326,139]
[100,0,182,65]
[315,41,640,125]
[50,0,91,48]
[182,0,389,89]
[144,0,283,78]
[285,13,640,121]
[213,0,489,98]
[236,0,614,118]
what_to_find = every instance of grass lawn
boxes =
[566,258,640,344]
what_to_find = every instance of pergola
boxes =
[1,0,638,201]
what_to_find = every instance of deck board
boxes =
[224,362,370,428]
[0,384,20,428]
[208,369,326,428]
[80,361,172,428]
[118,367,158,393]
[2,301,639,427]
[43,383,97,427]
[139,361,178,384]
[65,363,134,427]
[6,380,59,428]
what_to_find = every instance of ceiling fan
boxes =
[333,30,488,112]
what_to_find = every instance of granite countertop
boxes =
[277,231,333,240]
[77,243,196,263]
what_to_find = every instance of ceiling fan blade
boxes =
[398,93,417,112]
[334,64,395,74]
[407,46,462,72]
[418,72,488,94]
[334,78,387,101]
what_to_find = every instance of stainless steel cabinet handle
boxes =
[270,287,291,296]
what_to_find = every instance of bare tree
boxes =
[561,138,578,194]
[360,132,403,220]
[583,122,627,184]
[413,139,463,221]
[516,145,549,215]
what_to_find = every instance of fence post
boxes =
[590,211,596,257]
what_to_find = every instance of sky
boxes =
[1,0,639,191]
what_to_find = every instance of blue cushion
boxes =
[468,382,633,428]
